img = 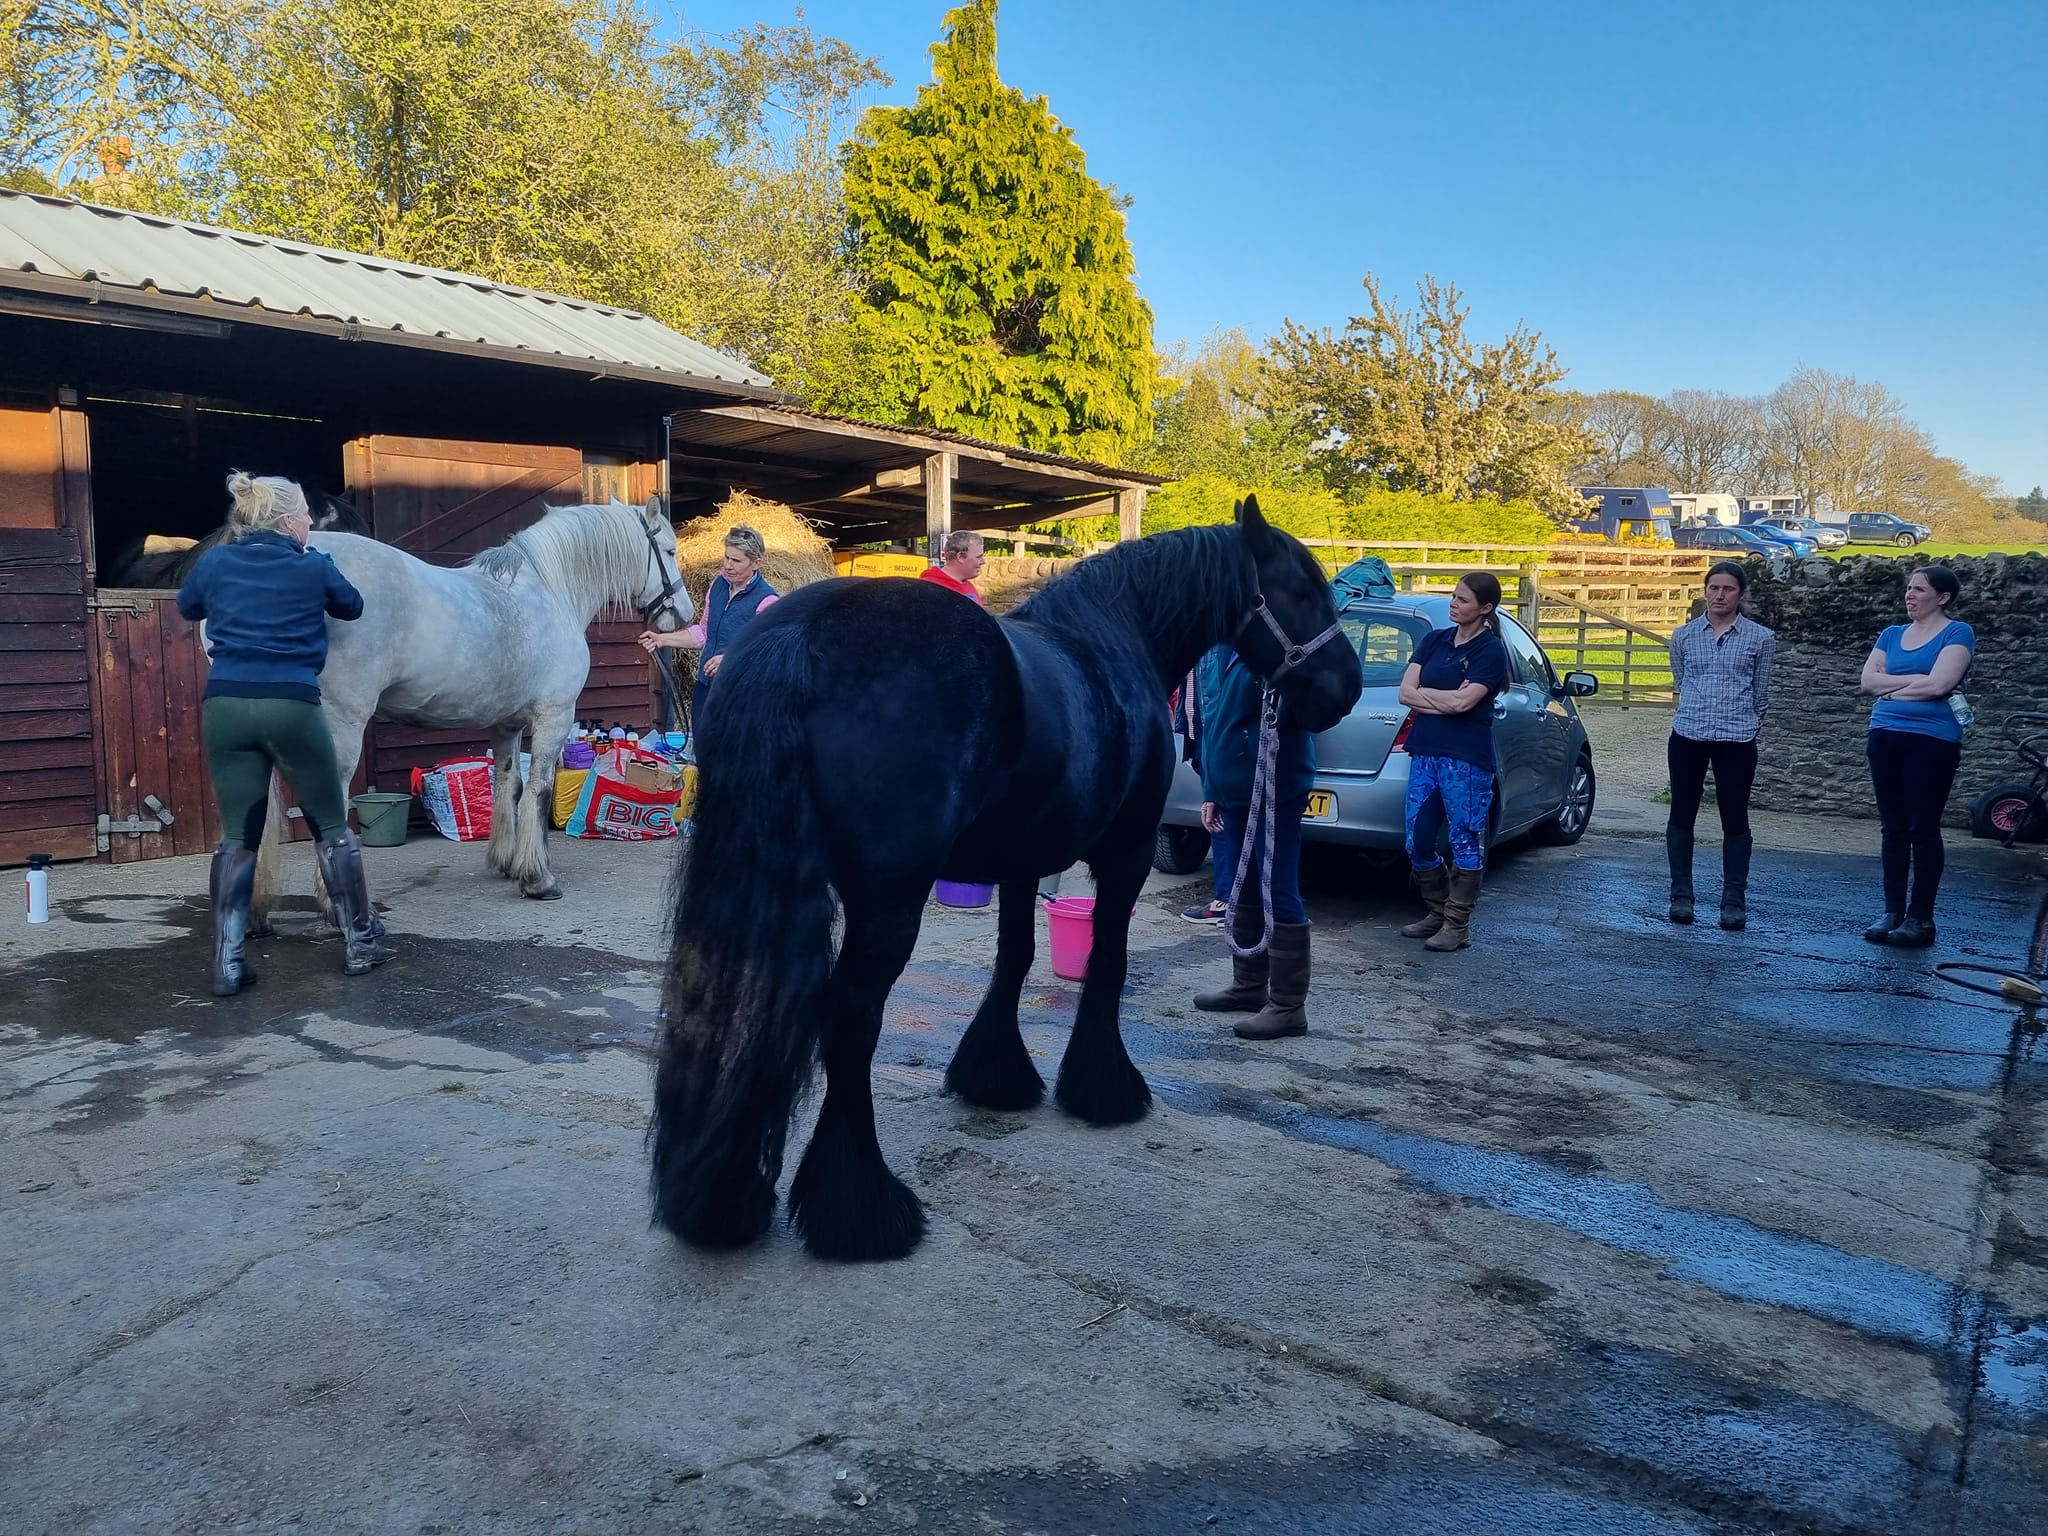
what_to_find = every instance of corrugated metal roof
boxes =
[0,188,775,393]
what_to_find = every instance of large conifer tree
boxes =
[834,0,1154,463]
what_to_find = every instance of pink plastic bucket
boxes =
[1043,896,1100,981]
[934,880,994,909]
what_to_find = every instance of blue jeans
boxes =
[1209,826,1234,902]
[1406,754,1493,872]
[1219,796,1308,924]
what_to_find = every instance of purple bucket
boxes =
[934,880,994,909]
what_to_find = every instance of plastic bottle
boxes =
[25,852,51,924]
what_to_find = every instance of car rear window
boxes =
[1341,608,1432,687]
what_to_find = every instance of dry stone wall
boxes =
[1739,554,2048,824]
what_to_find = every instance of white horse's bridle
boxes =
[639,518,689,629]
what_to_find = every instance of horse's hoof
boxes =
[246,921,277,942]
[522,884,563,902]
[1054,1057,1154,1127]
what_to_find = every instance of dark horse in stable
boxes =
[650,498,1362,1262]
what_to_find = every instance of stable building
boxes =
[0,190,1161,867]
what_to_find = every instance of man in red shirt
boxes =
[918,530,986,604]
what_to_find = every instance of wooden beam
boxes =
[697,404,1165,492]
[924,451,956,557]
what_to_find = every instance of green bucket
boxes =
[352,791,413,847]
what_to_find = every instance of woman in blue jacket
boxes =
[639,523,778,740]
[1189,647,1318,1040]
[177,473,379,995]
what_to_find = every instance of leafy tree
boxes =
[1269,273,1590,518]
[2016,486,2048,523]
[1149,328,1314,485]
[832,0,1155,463]
[0,0,884,401]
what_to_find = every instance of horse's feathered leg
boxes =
[945,875,1045,1111]
[484,726,523,880]
[250,772,288,935]
[1054,836,1155,1127]
[788,889,928,1262]
[512,710,571,900]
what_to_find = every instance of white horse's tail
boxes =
[251,772,289,926]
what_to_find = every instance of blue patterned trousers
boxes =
[1406,754,1493,872]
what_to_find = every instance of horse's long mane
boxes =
[469,502,647,615]
[1010,525,1254,683]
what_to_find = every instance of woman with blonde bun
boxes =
[177,472,381,994]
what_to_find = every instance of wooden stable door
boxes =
[344,435,661,789]
[88,596,223,862]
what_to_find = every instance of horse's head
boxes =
[309,492,371,537]
[631,497,691,632]
[1232,496,1362,733]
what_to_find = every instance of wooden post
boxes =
[1518,566,1540,633]
[923,451,955,558]
[1115,487,1146,542]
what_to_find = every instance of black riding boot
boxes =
[315,830,391,976]
[209,842,260,997]
[1194,896,1268,1012]
[1665,825,1695,924]
[1719,834,1753,931]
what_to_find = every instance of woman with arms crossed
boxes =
[1397,573,1513,952]
[1858,565,1974,947]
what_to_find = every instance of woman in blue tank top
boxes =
[1857,565,1974,947]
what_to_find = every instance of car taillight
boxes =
[1391,712,1414,752]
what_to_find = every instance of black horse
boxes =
[649,497,1362,1262]
[101,491,370,588]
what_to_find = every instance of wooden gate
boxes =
[344,435,660,790]
[88,594,224,861]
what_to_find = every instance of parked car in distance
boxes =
[1754,515,1847,550]
[1673,524,1787,559]
[1155,592,1600,873]
[1743,525,1821,558]
[1845,511,1933,547]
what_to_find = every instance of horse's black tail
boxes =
[650,622,834,1249]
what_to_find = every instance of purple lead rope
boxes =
[1223,686,1281,959]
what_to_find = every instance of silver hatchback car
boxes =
[1156,592,1600,872]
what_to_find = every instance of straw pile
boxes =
[674,491,836,599]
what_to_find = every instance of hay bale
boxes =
[675,491,835,600]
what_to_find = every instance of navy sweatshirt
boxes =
[176,530,364,703]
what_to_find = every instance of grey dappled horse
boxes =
[251,499,689,926]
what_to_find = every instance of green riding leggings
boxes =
[201,695,348,846]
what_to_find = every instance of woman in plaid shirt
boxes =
[1666,561,1776,929]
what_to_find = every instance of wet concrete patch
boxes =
[1154,1078,2048,1425]
[1,926,659,1132]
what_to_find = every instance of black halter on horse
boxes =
[649,496,1361,1264]
[637,514,689,735]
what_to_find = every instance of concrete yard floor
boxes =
[3,813,2046,1536]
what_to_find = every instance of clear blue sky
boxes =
[673,0,2046,492]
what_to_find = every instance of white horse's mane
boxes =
[469,501,654,617]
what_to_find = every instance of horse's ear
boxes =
[1236,493,1272,551]
[644,495,665,526]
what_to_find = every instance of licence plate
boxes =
[1304,790,1337,822]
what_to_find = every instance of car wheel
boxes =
[1970,783,2047,844]
[1536,753,1597,846]
[1894,532,1916,547]
[1153,823,1211,876]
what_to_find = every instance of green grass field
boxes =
[1821,540,2046,559]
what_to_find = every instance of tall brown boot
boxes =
[1236,922,1309,1040]
[1400,863,1450,939]
[1424,867,1484,952]
[1193,896,1267,1012]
